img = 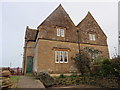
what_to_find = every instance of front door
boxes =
[26,56,33,73]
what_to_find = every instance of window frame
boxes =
[64,51,68,63]
[61,29,64,37]
[59,51,64,63]
[55,51,68,63]
[57,28,65,37]
[57,29,61,36]
[89,34,95,41]
[55,51,59,63]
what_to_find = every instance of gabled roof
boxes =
[77,12,93,27]
[38,4,75,28]
[77,12,107,38]
[25,26,38,41]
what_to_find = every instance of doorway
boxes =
[26,56,33,73]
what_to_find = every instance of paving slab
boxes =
[17,76,45,88]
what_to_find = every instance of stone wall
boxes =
[35,39,109,74]
[23,41,35,74]
[23,5,110,74]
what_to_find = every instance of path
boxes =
[17,76,45,88]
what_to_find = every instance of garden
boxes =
[36,48,120,88]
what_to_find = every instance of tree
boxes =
[72,50,91,75]
[72,47,102,75]
[83,47,101,62]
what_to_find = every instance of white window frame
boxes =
[64,51,68,63]
[55,51,59,63]
[92,34,95,41]
[60,51,64,63]
[57,28,65,37]
[89,34,92,40]
[55,51,68,63]
[57,29,61,36]
[89,34,95,41]
[61,29,64,37]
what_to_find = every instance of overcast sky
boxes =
[1,1,118,68]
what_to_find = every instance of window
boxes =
[55,51,68,63]
[60,51,64,63]
[57,28,65,37]
[64,51,68,63]
[89,34,95,41]
[61,29,64,37]
[57,29,61,36]
[55,51,59,63]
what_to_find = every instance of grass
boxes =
[10,75,20,88]
[10,76,20,83]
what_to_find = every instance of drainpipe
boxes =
[77,29,84,75]
[77,30,81,56]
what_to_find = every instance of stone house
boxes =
[22,4,109,74]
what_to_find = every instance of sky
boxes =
[1,1,119,68]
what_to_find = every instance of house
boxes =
[118,30,120,56]
[22,4,109,74]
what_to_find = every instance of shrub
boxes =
[99,58,114,77]
[111,56,120,77]
[72,50,91,75]
[59,74,66,78]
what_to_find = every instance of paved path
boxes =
[17,76,45,88]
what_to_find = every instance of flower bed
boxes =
[53,75,118,88]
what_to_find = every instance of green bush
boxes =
[111,56,120,77]
[59,74,66,78]
[99,58,114,77]
[72,51,91,75]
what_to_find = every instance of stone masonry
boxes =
[23,4,109,74]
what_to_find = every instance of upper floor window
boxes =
[57,28,64,37]
[57,29,61,36]
[89,34,95,41]
[55,51,68,63]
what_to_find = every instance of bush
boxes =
[59,74,66,78]
[36,72,55,87]
[72,50,91,75]
[99,59,114,77]
[111,56,120,77]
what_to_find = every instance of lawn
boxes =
[10,76,20,88]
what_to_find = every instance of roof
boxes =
[25,26,38,41]
[37,4,75,28]
[77,12,107,38]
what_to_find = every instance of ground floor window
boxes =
[64,51,68,63]
[55,51,68,63]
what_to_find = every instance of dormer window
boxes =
[57,28,64,37]
[89,34,95,41]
